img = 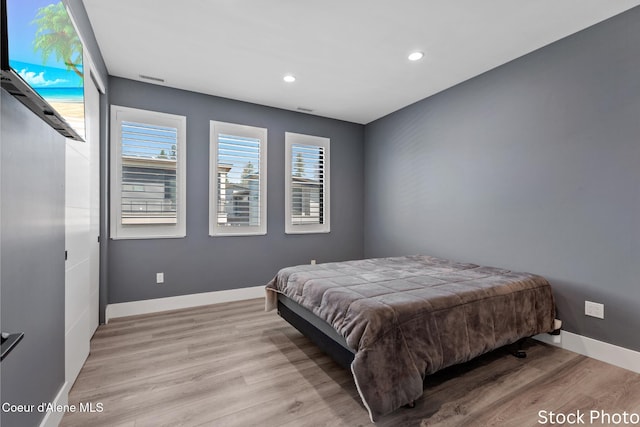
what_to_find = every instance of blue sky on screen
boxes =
[7,0,83,89]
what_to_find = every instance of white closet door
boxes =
[65,62,100,388]
[64,117,91,387]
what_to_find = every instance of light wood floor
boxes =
[62,298,640,427]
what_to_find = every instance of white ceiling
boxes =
[82,0,640,124]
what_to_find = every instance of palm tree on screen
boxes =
[32,2,83,79]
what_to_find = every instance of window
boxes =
[210,121,267,236]
[110,106,186,239]
[285,132,330,234]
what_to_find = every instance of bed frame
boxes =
[277,294,355,369]
[277,293,536,374]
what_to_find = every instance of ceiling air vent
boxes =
[139,74,165,83]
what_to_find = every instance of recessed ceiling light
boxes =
[408,51,424,61]
[283,74,296,83]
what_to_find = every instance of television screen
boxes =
[3,0,84,140]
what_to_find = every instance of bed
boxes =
[265,255,557,421]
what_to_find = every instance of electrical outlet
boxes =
[156,272,164,284]
[310,259,316,265]
[585,301,604,319]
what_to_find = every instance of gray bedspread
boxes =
[265,255,556,421]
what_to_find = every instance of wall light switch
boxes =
[156,272,164,284]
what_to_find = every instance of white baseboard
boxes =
[533,331,640,374]
[105,285,265,323]
[39,381,69,427]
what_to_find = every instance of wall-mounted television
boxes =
[1,0,84,141]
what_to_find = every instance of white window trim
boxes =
[285,132,330,234]
[110,105,187,239]
[209,121,268,236]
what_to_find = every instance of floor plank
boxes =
[61,298,640,426]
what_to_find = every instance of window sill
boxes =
[209,231,267,237]
[285,229,331,235]
[110,234,187,240]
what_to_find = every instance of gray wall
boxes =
[108,77,364,303]
[364,8,640,352]
[1,91,66,426]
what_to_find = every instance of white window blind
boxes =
[110,106,186,239]
[121,121,178,225]
[210,121,267,236]
[285,133,330,234]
